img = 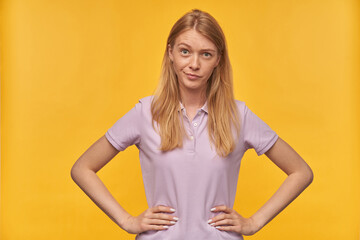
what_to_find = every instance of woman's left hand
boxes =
[208,205,260,236]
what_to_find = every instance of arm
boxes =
[70,135,132,228]
[250,136,314,230]
[208,136,313,235]
[70,135,179,234]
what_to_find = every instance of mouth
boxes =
[184,72,201,79]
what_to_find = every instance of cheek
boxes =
[205,65,215,74]
[173,62,181,72]
[173,56,188,68]
[209,62,218,72]
[172,62,185,76]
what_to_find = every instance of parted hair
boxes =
[150,8,241,157]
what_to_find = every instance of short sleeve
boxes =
[105,100,142,151]
[243,104,279,156]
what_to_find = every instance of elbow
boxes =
[70,164,83,182]
[303,166,314,186]
[70,165,78,182]
[70,162,94,183]
[292,164,314,187]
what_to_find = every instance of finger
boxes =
[149,213,179,222]
[152,205,176,213]
[210,218,235,227]
[214,225,237,232]
[211,205,232,213]
[148,224,171,231]
[208,213,231,224]
[147,218,177,226]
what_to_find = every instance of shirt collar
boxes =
[179,100,208,114]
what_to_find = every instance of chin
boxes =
[183,82,205,91]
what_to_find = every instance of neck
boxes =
[179,86,207,109]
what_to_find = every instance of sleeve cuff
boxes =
[105,131,122,151]
[256,134,279,156]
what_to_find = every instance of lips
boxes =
[184,72,201,78]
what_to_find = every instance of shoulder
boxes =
[234,99,246,106]
[234,99,247,113]
[138,95,155,104]
[135,95,155,116]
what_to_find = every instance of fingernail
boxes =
[210,208,216,211]
[163,226,169,229]
[215,226,220,229]
[207,219,212,223]
[173,217,179,221]
[170,221,176,224]
[210,223,215,226]
[170,208,176,212]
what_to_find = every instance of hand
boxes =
[208,205,260,236]
[120,205,179,234]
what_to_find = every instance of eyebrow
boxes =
[177,43,217,52]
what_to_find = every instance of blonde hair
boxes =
[151,9,241,157]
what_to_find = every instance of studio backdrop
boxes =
[1,0,359,239]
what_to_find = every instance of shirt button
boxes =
[190,136,194,140]
[193,122,198,127]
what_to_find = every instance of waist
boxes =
[135,219,244,240]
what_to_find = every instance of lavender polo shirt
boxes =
[105,95,278,240]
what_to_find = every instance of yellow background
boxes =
[1,0,359,239]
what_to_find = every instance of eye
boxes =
[180,49,189,55]
[203,52,212,57]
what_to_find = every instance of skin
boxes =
[71,28,313,236]
[71,135,177,234]
[170,29,314,235]
[207,137,313,235]
[168,29,220,121]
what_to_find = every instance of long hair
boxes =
[151,9,241,158]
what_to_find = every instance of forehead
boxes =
[175,29,217,50]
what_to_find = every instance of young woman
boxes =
[71,9,313,240]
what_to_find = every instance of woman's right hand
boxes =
[120,205,179,234]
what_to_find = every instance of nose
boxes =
[189,54,200,70]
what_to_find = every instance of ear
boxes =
[168,44,174,62]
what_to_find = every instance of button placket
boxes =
[181,111,195,152]
[189,114,200,150]
[181,108,205,152]
[188,123,195,141]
